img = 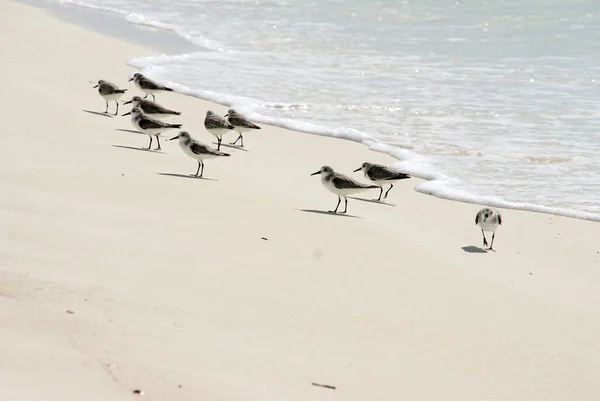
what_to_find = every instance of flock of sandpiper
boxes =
[93,73,502,250]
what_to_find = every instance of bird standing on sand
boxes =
[353,162,411,202]
[475,207,502,250]
[123,96,181,119]
[169,131,230,178]
[224,109,261,148]
[93,80,127,115]
[128,73,173,101]
[122,107,182,151]
[204,110,234,151]
[311,166,379,214]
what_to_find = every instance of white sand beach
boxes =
[1,1,600,399]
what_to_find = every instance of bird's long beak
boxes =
[169,135,179,141]
[122,111,131,116]
[128,77,134,82]
[123,100,132,105]
[310,171,321,176]
[224,113,229,117]
[353,167,361,172]
[93,84,98,88]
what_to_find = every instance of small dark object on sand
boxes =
[132,389,143,395]
[312,382,336,390]
[66,310,74,314]
[261,237,268,241]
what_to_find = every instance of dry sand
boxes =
[2,1,600,399]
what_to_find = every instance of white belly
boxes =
[478,220,499,233]
[102,92,124,101]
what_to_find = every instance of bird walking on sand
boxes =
[353,162,411,202]
[204,110,234,151]
[224,109,261,148]
[122,107,182,151]
[475,207,502,250]
[93,80,127,115]
[128,72,173,101]
[169,131,230,178]
[311,166,379,214]
[123,96,181,119]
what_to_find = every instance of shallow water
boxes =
[53,0,600,219]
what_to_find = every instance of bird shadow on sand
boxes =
[111,145,166,154]
[348,197,396,207]
[299,209,360,219]
[82,109,114,118]
[461,246,488,254]
[115,128,143,135]
[157,173,217,181]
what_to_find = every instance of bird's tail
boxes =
[117,89,128,93]
[169,124,182,129]
[392,173,411,180]
[164,87,173,92]
[219,151,231,157]
[367,185,379,189]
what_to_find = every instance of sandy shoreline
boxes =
[2,0,600,400]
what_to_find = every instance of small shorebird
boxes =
[128,73,173,101]
[353,162,411,201]
[311,166,378,214]
[475,207,502,250]
[93,80,127,115]
[169,131,230,178]
[204,110,234,151]
[123,96,181,119]
[122,107,182,151]
[224,109,261,147]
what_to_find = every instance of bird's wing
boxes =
[138,116,170,129]
[139,77,170,90]
[367,165,410,181]
[332,175,369,189]
[190,141,228,156]
[229,113,260,129]
[205,115,232,130]
[142,101,178,115]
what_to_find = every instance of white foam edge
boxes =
[124,63,600,223]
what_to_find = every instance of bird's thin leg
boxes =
[481,229,488,248]
[199,161,204,178]
[195,161,201,177]
[330,196,341,213]
[151,94,156,102]
[154,135,161,151]
[114,101,119,116]
[489,232,496,251]
[143,94,148,99]
[384,184,394,199]
[341,197,348,214]
[375,186,383,202]
[104,100,109,113]
[231,133,241,145]
[217,137,222,151]
[240,134,244,147]
[147,136,153,150]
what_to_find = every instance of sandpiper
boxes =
[122,107,182,151]
[353,162,411,201]
[475,207,502,250]
[93,80,127,115]
[128,73,173,101]
[123,96,181,119]
[224,109,261,148]
[311,166,378,214]
[204,110,234,151]
[169,131,230,178]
